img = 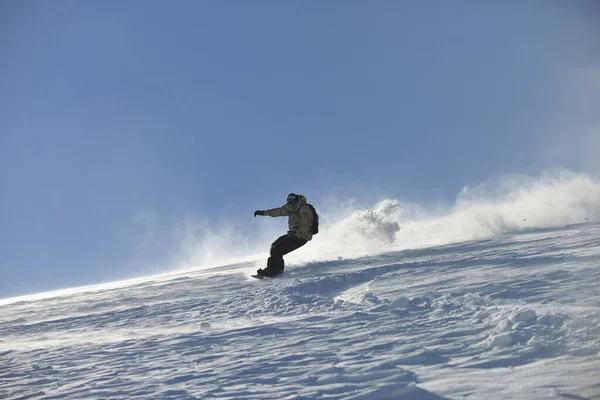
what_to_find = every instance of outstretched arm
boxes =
[263,205,290,217]
[254,205,289,217]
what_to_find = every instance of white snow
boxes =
[1,220,599,399]
[1,172,600,399]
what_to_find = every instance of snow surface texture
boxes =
[1,171,599,399]
[1,222,599,399]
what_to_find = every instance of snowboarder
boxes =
[253,193,318,277]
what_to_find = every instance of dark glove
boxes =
[254,210,264,217]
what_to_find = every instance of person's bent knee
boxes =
[270,246,284,257]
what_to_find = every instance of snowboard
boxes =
[251,272,283,279]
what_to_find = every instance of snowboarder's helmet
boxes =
[286,193,299,210]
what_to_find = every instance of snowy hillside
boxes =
[1,220,599,399]
[1,172,599,399]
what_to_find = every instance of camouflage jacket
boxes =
[263,194,314,241]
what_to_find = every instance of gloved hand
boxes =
[254,210,264,217]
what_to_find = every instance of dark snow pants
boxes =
[266,234,308,274]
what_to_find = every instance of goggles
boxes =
[286,193,299,205]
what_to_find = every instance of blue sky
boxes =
[1,1,598,298]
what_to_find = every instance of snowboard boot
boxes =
[256,267,284,278]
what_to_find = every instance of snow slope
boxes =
[1,220,599,399]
